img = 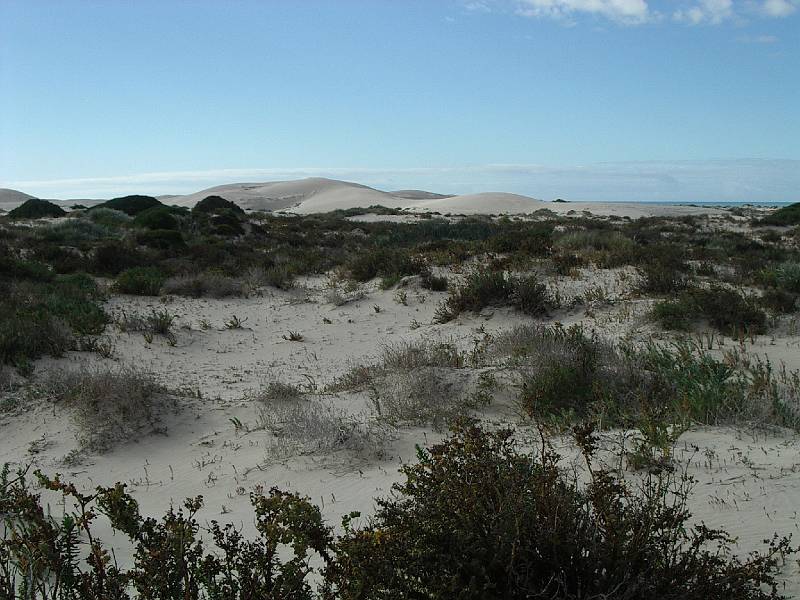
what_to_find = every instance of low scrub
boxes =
[7,198,66,219]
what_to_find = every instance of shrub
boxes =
[761,288,797,314]
[114,267,166,296]
[774,262,800,292]
[346,247,425,282]
[38,219,110,244]
[92,240,147,275]
[760,202,800,226]
[91,194,162,216]
[435,270,553,323]
[652,285,766,336]
[7,198,66,219]
[636,245,689,294]
[133,206,180,230]
[420,272,448,291]
[327,420,793,600]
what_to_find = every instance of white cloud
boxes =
[761,0,797,16]
[673,0,733,24]
[738,33,779,41]
[516,0,651,24]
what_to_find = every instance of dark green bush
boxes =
[91,194,162,216]
[761,288,797,314]
[137,229,185,250]
[346,247,425,282]
[327,421,793,600]
[115,267,166,296]
[192,195,245,215]
[92,241,148,275]
[7,198,66,219]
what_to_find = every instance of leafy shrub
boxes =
[773,261,800,292]
[636,245,689,294]
[7,198,66,219]
[114,267,166,296]
[420,272,448,291]
[327,420,793,600]
[91,194,162,216]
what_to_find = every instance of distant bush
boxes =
[133,206,180,230]
[760,202,800,226]
[192,195,245,214]
[82,207,132,228]
[114,267,166,296]
[92,240,147,275]
[162,271,242,298]
[91,194,162,216]
[346,247,425,283]
[652,285,766,336]
[7,198,66,219]
[760,288,797,314]
[38,219,110,244]
[136,229,185,250]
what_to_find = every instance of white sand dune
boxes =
[412,192,547,214]
[166,177,406,213]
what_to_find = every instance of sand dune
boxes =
[412,192,546,214]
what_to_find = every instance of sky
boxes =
[0,0,798,202]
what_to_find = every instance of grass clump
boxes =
[40,366,172,451]
[114,266,166,296]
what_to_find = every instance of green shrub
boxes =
[162,271,242,298]
[760,288,797,314]
[636,245,689,294]
[774,262,800,292]
[7,198,66,219]
[38,219,110,243]
[115,267,166,296]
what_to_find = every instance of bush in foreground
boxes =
[114,267,166,296]
[1,422,793,599]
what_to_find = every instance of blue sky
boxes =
[1,0,798,201]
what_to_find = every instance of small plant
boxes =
[372,304,382,313]
[283,331,304,342]
[224,314,248,329]
[394,290,409,305]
